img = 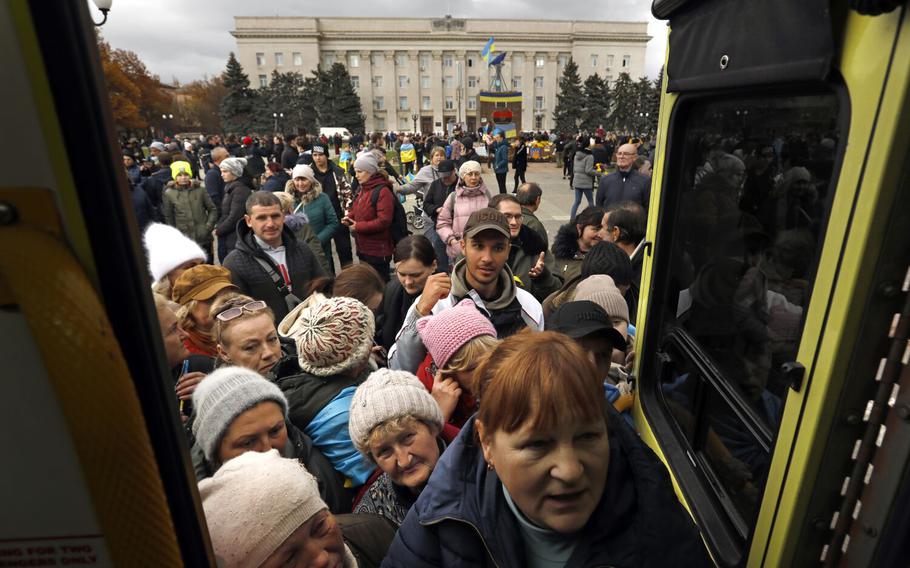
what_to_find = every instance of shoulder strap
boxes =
[252,255,302,311]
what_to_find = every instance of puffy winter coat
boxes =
[573,147,596,190]
[286,179,339,262]
[382,409,711,567]
[215,179,253,251]
[162,180,218,246]
[435,181,492,259]
[349,173,395,258]
[551,222,587,282]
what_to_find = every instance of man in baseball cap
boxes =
[388,207,544,373]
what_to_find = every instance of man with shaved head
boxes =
[595,142,651,210]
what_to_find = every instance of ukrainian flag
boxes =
[481,37,495,64]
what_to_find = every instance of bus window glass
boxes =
[655,93,841,533]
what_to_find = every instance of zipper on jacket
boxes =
[420,516,502,568]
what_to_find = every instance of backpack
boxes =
[370,186,411,245]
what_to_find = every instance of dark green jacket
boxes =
[163,180,218,245]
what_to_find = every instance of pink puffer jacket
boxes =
[435,180,492,260]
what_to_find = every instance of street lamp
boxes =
[411,113,418,134]
[161,113,174,137]
[272,112,284,133]
[91,0,112,26]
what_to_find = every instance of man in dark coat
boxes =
[222,191,325,322]
[204,147,228,212]
[421,159,458,272]
[596,143,651,210]
[311,143,353,269]
[280,134,300,170]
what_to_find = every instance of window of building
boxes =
[622,54,631,68]
[422,96,432,110]
[641,92,842,551]
[275,53,284,66]
[256,52,265,66]
[445,96,454,110]
[513,54,524,67]
[322,53,335,67]
[467,56,475,68]
[399,96,408,110]
[420,76,430,89]
[258,75,267,88]
[349,54,360,68]
[534,96,544,110]
[467,96,477,110]
[591,54,598,68]
[467,76,477,88]
[373,96,384,110]
[395,54,406,67]
[419,54,430,70]
[512,76,522,89]
[443,55,453,68]
[558,55,568,67]
[399,75,409,88]
[375,116,385,130]
[534,76,544,88]
[351,76,360,89]
[535,56,545,68]
[444,76,454,89]
[607,54,614,68]
[535,114,544,129]
[293,52,302,66]
[373,76,383,88]
[372,53,383,66]
[400,117,410,130]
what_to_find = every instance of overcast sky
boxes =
[89,0,666,84]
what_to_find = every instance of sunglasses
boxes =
[215,300,268,322]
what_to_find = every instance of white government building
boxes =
[232,16,650,134]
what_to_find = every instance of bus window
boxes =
[646,92,842,545]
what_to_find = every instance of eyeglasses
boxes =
[215,300,268,322]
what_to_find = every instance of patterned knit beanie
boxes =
[580,240,633,285]
[348,369,445,457]
[191,366,288,463]
[574,275,630,324]
[416,298,497,369]
[198,449,357,568]
[280,296,375,377]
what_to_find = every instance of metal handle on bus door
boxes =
[782,361,806,392]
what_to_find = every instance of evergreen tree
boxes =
[581,74,611,133]
[309,63,365,134]
[552,58,585,135]
[646,67,664,135]
[609,72,636,133]
[255,70,318,133]
[633,76,655,134]
[220,52,256,134]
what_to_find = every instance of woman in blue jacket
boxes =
[382,330,711,568]
[288,163,340,271]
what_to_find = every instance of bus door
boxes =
[636,0,910,566]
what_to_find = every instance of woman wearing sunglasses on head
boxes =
[210,294,284,375]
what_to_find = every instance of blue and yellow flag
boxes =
[480,37,495,64]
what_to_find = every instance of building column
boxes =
[359,50,374,132]
[407,50,419,133]
[383,50,396,131]
[523,51,535,133]
[545,52,559,132]
[455,49,467,126]
[430,50,443,135]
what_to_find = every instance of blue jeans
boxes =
[570,188,593,220]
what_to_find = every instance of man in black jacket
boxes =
[222,191,325,322]
[421,159,458,272]
[204,147,228,212]
[596,143,651,210]
[311,143,353,269]
[141,151,172,221]
[280,134,300,170]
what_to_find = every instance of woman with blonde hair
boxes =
[170,264,238,357]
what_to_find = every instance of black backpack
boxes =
[370,185,411,245]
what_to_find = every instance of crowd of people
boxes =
[131,125,710,567]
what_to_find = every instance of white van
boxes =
[319,127,352,141]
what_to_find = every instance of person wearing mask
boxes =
[171,264,238,357]
[287,164,339,272]
[492,130,510,194]
[382,331,711,567]
[435,160,492,263]
[204,147,229,212]
[596,143,652,210]
[143,222,206,299]
[512,135,528,193]
[311,142,354,270]
[223,191,326,323]
[390,208,543,373]
[377,235,437,351]
[421,159,458,272]
[551,206,605,282]
[214,157,253,260]
[348,369,451,527]
[489,194,561,302]
[343,153,394,281]
[199,449,395,567]
[274,297,378,487]
[571,137,596,220]
[163,164,218,261]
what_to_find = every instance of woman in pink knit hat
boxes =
[415,299,499,430]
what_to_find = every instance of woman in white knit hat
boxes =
[190,366,350,513]
[142,222,206,297]
[348,368,452,527]
[199,449,395,568]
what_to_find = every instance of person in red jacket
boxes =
[343,152,394,281]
